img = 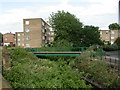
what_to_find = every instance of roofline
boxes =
[23,18,50,26]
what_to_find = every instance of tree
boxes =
[80,26,103,46]
[49,10,103,47]
[108,23,120,30]
[49,10,83,47]
[114,37,120,49]
[0,32,3,45]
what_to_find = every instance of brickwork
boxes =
[3,33,15,46]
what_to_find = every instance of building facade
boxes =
[99,30,120,44]
[3,33,16,46]
[16,18,54,48]
[15,32,24,48]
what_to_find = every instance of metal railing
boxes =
[25,47,89,53]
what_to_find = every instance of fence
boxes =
[25,47,89,53]
[91,53,120,72]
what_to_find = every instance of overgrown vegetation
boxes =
[75,51,120,88]
[3,47,120,88]
[103,44,119,51]
[3,47,92,88]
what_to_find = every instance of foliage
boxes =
[103,44,119,51]
[52,39,73,47]
[81,26,104,46]
[114,37,120,49]
[49,10,83,47]
[49,11,103,47]
[108,23,120,30]
[3,48,92,88]
[0,32,2,44]
[75,51,120,88]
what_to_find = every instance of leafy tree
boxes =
[108,23,120,30]
[80,26,104,46]
[49,11,103,47]
[0,32,3,43]
[49,10,83,47]
[114,37,120,49]
[52,39,73,47]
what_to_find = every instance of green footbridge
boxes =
[25,47,89,56]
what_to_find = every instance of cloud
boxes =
[0,0,118,34]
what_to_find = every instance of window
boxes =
[42,29,45,33]
[45,40,47,43]
[42,36,45,40]
[18,34,20,36]
[5,38,7,41]
[100,31,102,35]
[18,39,20,41]
[26,44,30,47]
[22,33,24,36]
[51,37,54,41]
[106,37,108,39]
[111,31,115,34]
[111,41,114,44]
[50,27,53,31]
[26,36,30,40]
[111,37,114,39]
[51,32,54,35]
[25,21,29,25]
[22,44,24,46]
[106,31,108,34]
[18,43,20,46]
[25,28,30,32]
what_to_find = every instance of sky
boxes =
[0,0,119,34]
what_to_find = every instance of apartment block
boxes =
[22,18,54,48]
[15,32,24,48]
[99,30,120,44]
[3,33,15,46]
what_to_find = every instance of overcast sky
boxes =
[0,0,119,34]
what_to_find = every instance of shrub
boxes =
[75,52,120,88]
[3,47,92,88]
[103,44,119,51]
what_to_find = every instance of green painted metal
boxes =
[34,53,80,56]
[24,47,105,56]
[24,47,88,56]
[25,47,89,53]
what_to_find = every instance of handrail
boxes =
[24,47,89,53]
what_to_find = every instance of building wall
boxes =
[100,30,119,44]
[23,18,53,48]
[3,33,15,46]
[23,19,42,48]
[15,32,24,48]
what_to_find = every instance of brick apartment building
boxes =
[15,32,24,48]
[99,30,120,44]
[3,32,16,46]
[16,18,54,48]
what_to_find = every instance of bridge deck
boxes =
[33,52,81,54]
[33,52,81,56]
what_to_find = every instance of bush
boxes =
[103,44,119,51]
[3,48,92,88]
[75,52,120,88]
